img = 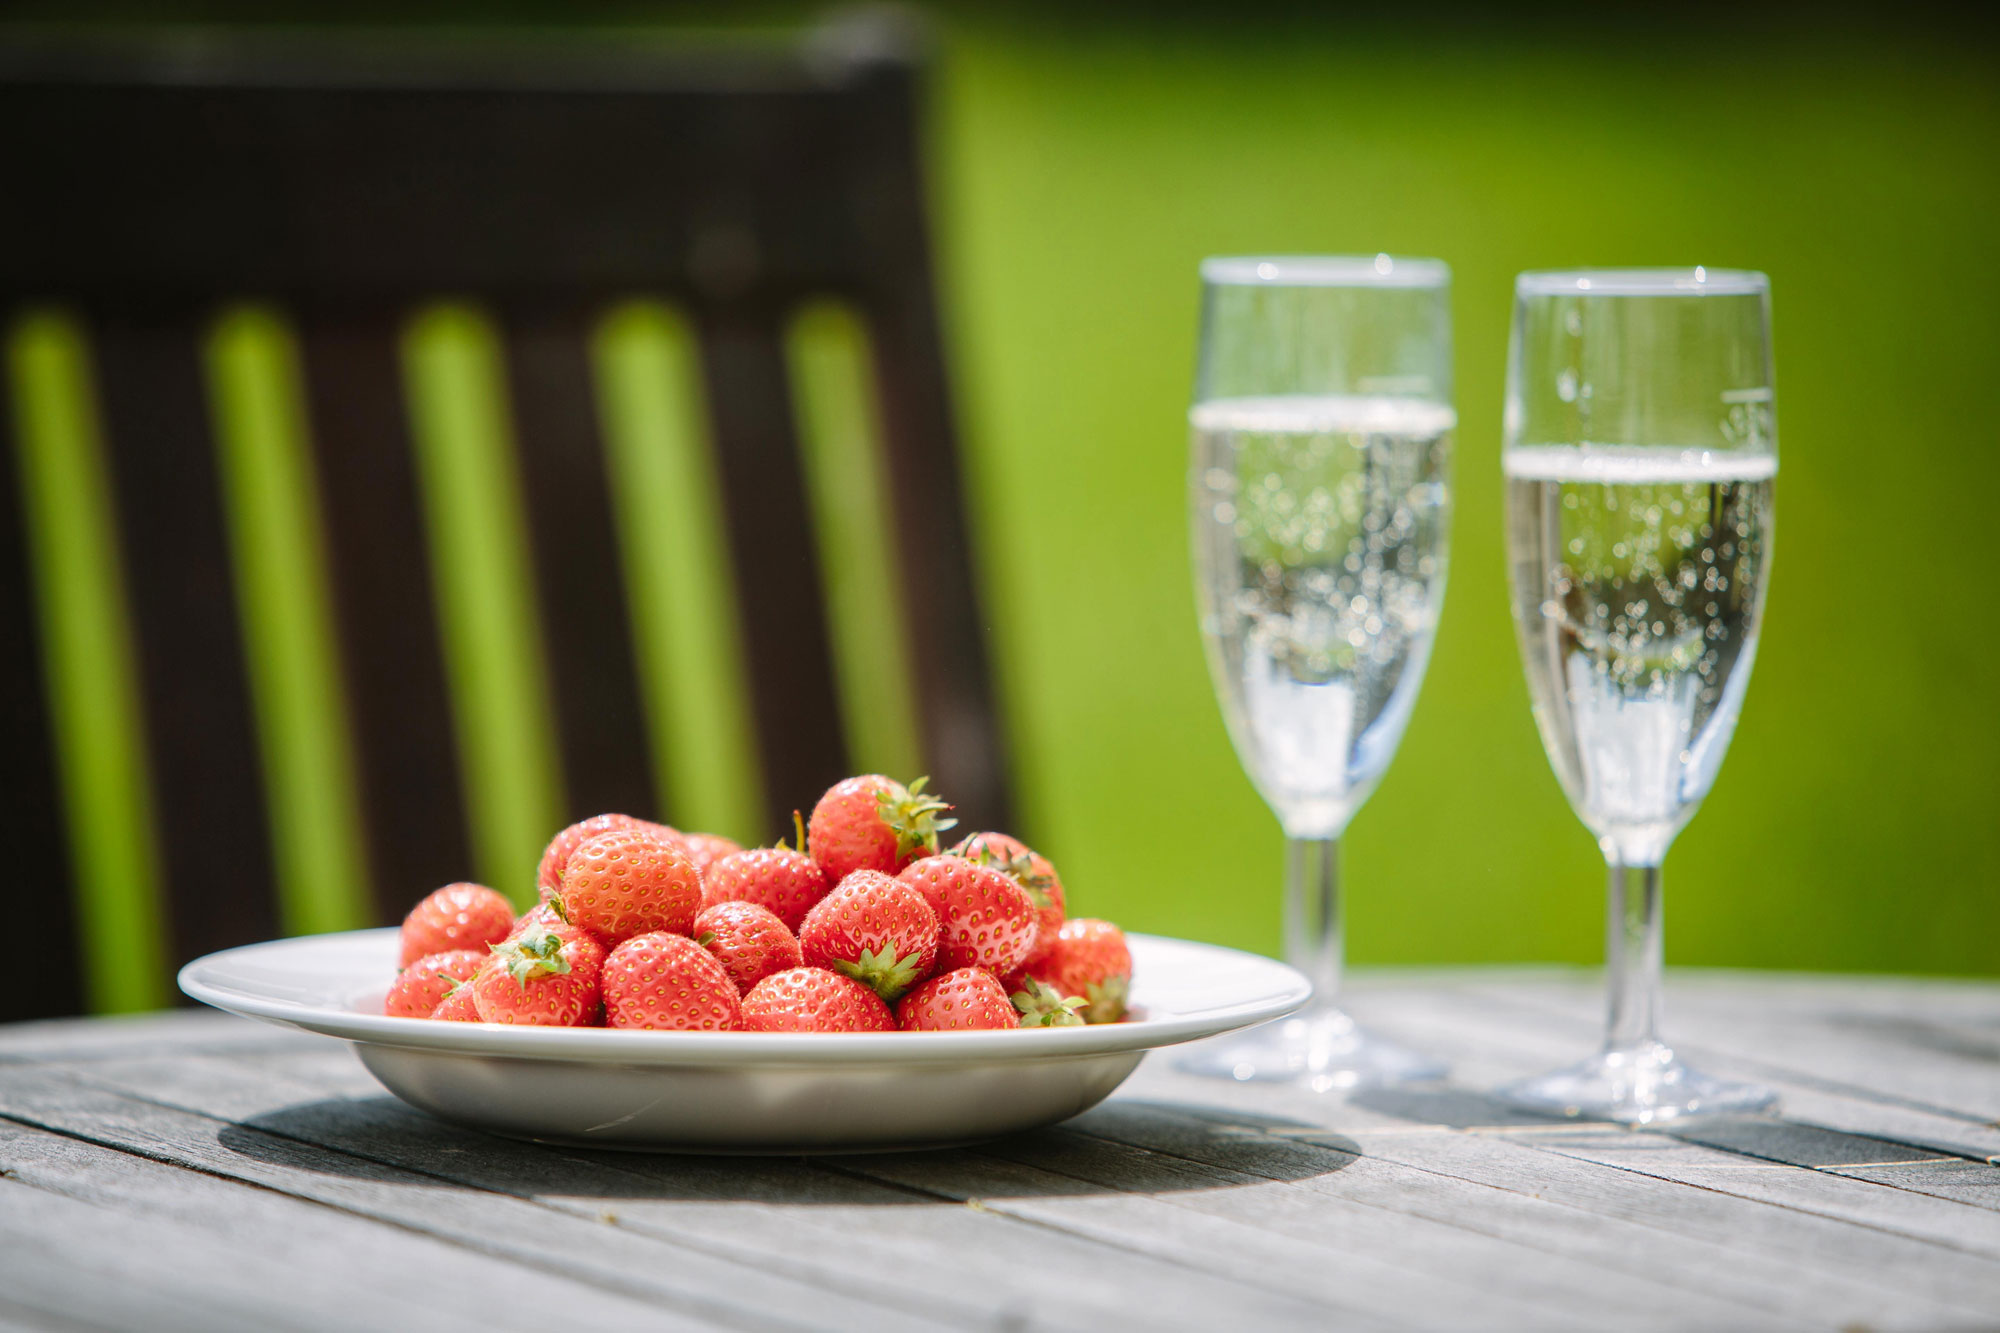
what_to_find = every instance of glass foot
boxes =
[1495,1041,1776,1125]
[1177,1004,1446,1092]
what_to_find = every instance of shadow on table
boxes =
[215,1094,1354,1205]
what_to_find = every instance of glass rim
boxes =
[1516,267,1768,297]
[1201,254,1451,288]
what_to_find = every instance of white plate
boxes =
[179,928,1310,1153]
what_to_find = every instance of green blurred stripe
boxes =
[593,304,766,844]
[785,302,924,782]
[7,314,171,1011]
[204,308,372,937]
[400,306,563,907]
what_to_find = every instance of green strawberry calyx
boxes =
[490,926,572,984]
[966,840,1057,911]
[1011,977,1087,1027]
[879,777,957,860]
[1081,975,1130,1024]
[832,946,931,1003]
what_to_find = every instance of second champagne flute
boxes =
[1498,267,1779,1122]
[1181,255,1452,1090]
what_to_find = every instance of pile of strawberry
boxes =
[384,775,1134,1033]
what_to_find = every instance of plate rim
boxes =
[179,927,1311,1066]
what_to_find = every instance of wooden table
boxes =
[3,969,1997,1331]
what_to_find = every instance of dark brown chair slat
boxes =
[0,343,89,1020]
[88,312,280,967]
[698,308,848,832]
[864,280,1013,836]
[501,309,655,822]
[296,313,471,918]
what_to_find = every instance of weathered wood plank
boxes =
[0,1011,309,1064]
[14,973,2000,1332]
[840,1135,1775,1332]
[68,1048,1358,1331]
[0,1118,700,1332]
[1067,1095,2000,1327]
[1663,1116,2000,1211]
[86,1041,1722,1329]
[0,1066,936,1332]
[17,1052,1345,1332]
[1342,972,2000,1161]
[1441,971,2000,1126]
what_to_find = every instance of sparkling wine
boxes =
[1505,446,1777,864]
[1192,395,1454,835]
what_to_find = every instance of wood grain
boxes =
[5,971,2000,1331]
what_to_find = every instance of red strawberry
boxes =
[953,831,1066,956]
[400,882,514,966]
[536,813,690,900]
[471,922,605,1026]
[897,967,1017,1031]
[431,982,483,1022]
[1025,918,1133,1024]
[682,832,743,877]
[739,967,894,1032]
[799,871,939,1003]
[897,854,1037,976]
[701,823,829,932]
[693,901,803,994]
[558,828,702,943]
[602,931,741,1031]
[807,775,955,884]
[385,949,489,1018]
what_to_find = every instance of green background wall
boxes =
[8,3,1996,993]
[928,14,2000,975]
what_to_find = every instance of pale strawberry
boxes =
[739,967,894,1032]
[807,775,955,884]
[470,922,605,1026]
[799,871,939,1003]
[700,817,828,932]
[1011,976,1088,1027]
[897,967,1017,1031]
[602,931,740,1031]
[693,901,803,994]
[431,982,483,1022]
[557,828,702,943]
[385,949,488,1019]
[682,832,743,877]
[400,882,514,966]
[952,831,1067,956]
[1024,918,1133,1024]
[897,854,1037,976]
[536,813,690,900]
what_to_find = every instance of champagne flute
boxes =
[1499,267,1778,1123]
[1181,255,1452,1090]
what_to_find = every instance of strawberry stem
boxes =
[879,777,957,860]
[490,926,572,984]
[831,945,930,1003]
[1082,976,1130,1024]
[1011,977,1087,1027]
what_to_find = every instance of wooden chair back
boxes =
[0,21,1010,1019]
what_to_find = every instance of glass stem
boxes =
[1284,836,1342,1010]
[1603,859,1664,1051]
